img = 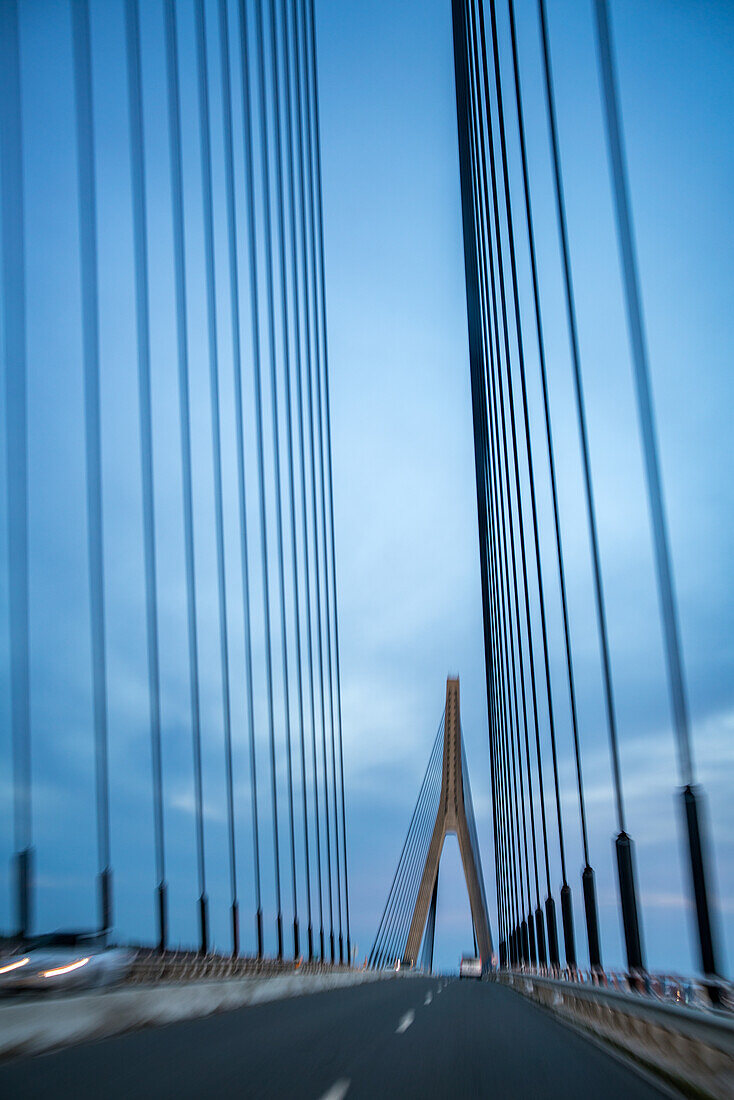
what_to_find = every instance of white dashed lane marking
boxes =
[424,992,432,1005]
[318,1078,350,1100]
[396,1010,415,1034]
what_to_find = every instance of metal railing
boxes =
[124,948,350,986]
[499,968,734,1100]
[496,963,734,1013]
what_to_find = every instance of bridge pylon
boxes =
[403,677,492,969]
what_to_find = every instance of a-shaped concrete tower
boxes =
[403,677,493,968]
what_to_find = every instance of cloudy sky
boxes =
[318,0,734,973]
[1,0,732,977]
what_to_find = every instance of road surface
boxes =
[0,975,668,1098]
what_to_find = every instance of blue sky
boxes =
[0,0,732,976]
[318,0,734,973]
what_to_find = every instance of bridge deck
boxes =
[1,977,667,1099]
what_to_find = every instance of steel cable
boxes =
[472,0,561,964]
[484,0,574,965]
[164,0,207,954]
[306,0,351,967]
[375,723,444,965]
[537,0,644,971]
[267,0,301,960]
[71,0,112,936]
[383,751,443,966]
[298,0,335,965]
[279,0,313,961]
[125,0,168,950]
[369,719,443,964]
[467,0,540,961]
[254,0,285,958]
[194,0,238,958]
[505,0,599,968]
[235,0,265,957]
[594,0,719,982]
[1,0,32,940]
[291,0,325,962]
[377,726,443,965]
[465,0,525,959]
[464,0,518,957]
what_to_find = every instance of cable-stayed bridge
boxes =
[0,0,732,1097]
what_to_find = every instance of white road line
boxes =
[318,1079,350,1100]
[424,992,432,1005]
[396,1009,415,1034]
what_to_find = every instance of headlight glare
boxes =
[0,956,30,975]
[41,957,91,978]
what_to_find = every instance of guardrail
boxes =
[497,963,733,1012]
[498,969,734,1099]
[124,949,352,986]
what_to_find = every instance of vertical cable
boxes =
[479,232,522,962]
[380,721,443,965]
[488,453,534,965]
[477,0,552,931]
[465,0,524,961]
[291,0,324,962]
[303,0,337,965]
[382,731,443,964]
[376,728,441,965]
[299,0,334,964]
[236,0,265,956]
[537,0,644,973]
[594,0,719,984]
[218,0,252,956]
[254,0,284,959]
[470,0,557,963]
[485,540,511,959]
[474,374,507,959]
[266,0,300,960]
[462,0,514,959]
[306,0,350,967]
[164,0,205,956]
[369,721,443,965]
[484,0,575,967]
[462,92,507,961]
[594,0,691,790]
[265,0,299,959]
[467,9,535,962]
[194,0,237,957]
[506,0,600,969]
[71,0,112,937]
[471,91,529,966]
[124,0,167,952]
[279,0,313,961]
[0,0,32,940]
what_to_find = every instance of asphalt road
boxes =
[0,976,668,1099]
